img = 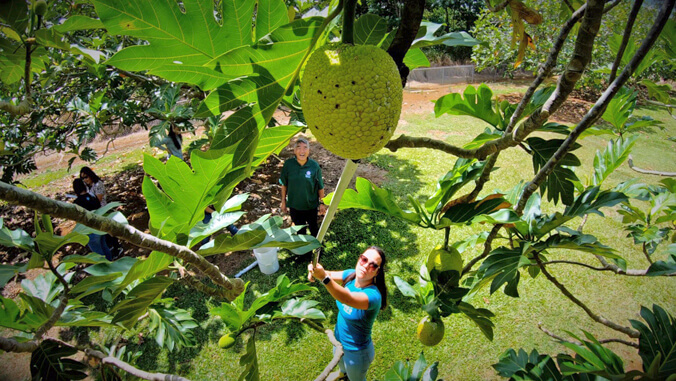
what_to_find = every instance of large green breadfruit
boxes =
[301,43,403,159]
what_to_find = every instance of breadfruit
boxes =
[427,245,463,275]
[33,0,47,16]
[301,43,402,159]
[218,334,236,349]
[416,316,445,346]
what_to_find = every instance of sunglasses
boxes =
[81,174,89,179]
[359,254,380,271]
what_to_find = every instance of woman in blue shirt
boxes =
[308,247,388,381]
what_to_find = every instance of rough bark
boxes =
[516,0,675,213]
[387,0,425,86]
[609,0,644,83]
[0,181,245,300]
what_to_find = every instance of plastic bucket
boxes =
[253,247,280,275]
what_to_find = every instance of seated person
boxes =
[72,178,122,260]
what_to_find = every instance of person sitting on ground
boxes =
[308,246,388,381]
[80,166,107,207]
[158,126,183,160]
[73,178,112,260]
[279,137,326,237]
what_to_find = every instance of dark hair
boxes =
[344,246,388,310]
[72,178,87,194]
[169,127,183,150]
[80,166,100,183]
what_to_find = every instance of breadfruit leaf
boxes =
[30,340,88,381]
[354,14,388,46]
[325,177,420,224]
[434,84,503,128]
[492,348,562,380]
[630,304,676,378]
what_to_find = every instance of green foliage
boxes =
[329,159,517,230]
[147,302,199,352]
[526,137,581,206]
[109,276,175,329]
[30,339,88,381]
[209,274,324,380]
[617,179,676,258]
[493,348,562,380]
[380,351,439,381]
[630,304,676,378]
[494,304,676,380]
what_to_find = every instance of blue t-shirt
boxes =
[334,269,382,351]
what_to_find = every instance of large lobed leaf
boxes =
[434,84,503,128]
[94,0,288,72]
[492,348,563,380]
[527,137,581,206]
[148,304,198,352]
[30,340,88,381]
[326,177,420,225]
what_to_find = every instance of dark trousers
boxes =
[289,207,319,237]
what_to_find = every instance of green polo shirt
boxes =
[280,157,324,211]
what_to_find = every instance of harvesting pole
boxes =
[313,0,359,266]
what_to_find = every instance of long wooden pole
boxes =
[313,159,359,264]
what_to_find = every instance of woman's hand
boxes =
[307,263,326,282]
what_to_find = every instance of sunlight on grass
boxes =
[26,83,674,380]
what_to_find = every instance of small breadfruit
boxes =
[33,0,47,16]
[416,316,445,346]
[218,334,236,349]
[426,245,463,274]
[301,43,403,160]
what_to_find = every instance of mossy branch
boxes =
[515,0,675,214]
[0,181,245,301]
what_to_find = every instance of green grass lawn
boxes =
[13,85,675,380]
[82,87,676,380]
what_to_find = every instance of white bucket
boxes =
[253,247,279,275]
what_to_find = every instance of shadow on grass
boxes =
[366,153,425,206]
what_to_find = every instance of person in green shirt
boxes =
[280,137,326,237]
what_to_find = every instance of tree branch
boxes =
[609,0,644,83]
[541,260,671,276]
[463,224,503,275]
[505,3,587,134]
[178,273,230,299]
[604,0,623,13]
[35,295,68,340]
[0,181,245,301]
[516,0,675,213]
[534,253,640,338]
[628,155,676,176]
[387,0,425,86]
[310,325,344,381]
[0,336,39,353]
[484,0,510,12]
[85,348,192,381]
[385,134,494,159]
[538,323,639,348]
